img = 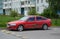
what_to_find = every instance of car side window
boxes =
[28,17,35,21]
[36,17,42,21]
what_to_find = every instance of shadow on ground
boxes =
[9,28,51,32]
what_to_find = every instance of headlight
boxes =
[8,24,16,26]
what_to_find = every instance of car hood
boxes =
[8,20,25,24]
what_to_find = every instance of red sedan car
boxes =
[7,16,51,31]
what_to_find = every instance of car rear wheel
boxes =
[17,25,24,31]
[42,24,48,30]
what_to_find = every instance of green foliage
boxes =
[52,19,60,26]
[41,8,59,18]
[10,10,18,17]
[48,0,60,12]
[28,8,37,15]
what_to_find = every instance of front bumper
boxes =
[7,26,17,30]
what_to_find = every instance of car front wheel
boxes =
[17,25,24,31]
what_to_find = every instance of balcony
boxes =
[3,6,11,9]
[21,0,27,1]
[21,4,35,8]
[21,1,35,8]
[3,1,11,4]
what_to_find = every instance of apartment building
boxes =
[3,0,49,16]
[0,0,3,14]
[36,0,49,14]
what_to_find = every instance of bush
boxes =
[0,23,6,28]
[40,8,59,18]
[10,10,18,17]
[28,8,37,15]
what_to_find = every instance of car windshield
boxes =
[19,16,29,21]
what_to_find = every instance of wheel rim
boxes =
[43,25,48,30]
[18,26,23,31]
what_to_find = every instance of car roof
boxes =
[27,15,44,17]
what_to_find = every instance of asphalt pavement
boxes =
[0,27,60,39]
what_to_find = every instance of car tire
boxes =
[17,25,24,32]
[42,24,48,30]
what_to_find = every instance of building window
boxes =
[5,0,7,2]
[37,0,39,3]
[5,4,7,7]
[4,0,11,2]
[9,0,11,1]
[10,3,11,6]
[37,7,39,12]
[41,0,43,3]
[25,1,27,4]
[25,1,30,4]
[28,1,30,4]
[21,2,24,5]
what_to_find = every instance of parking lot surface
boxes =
[0,27,60,39]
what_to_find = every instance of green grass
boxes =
[0,15,20,28]
[0,15,60,28]
[52,19,60,26]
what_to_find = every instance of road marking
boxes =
[15,35,22,38]
[5,31,11,34]
[1,30,29,39]
[1,30,6,32]
[1,30,12,34]
[11,32,16,35]
[22,36,28,39]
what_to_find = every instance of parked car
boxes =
[7,16,51,31]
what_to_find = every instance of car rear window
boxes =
[36,17,47,21]
[36,17,42,21]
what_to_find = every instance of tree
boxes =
[28,8,37,15]
[46,0,60,18]
[47,0,60,25]
[10,10,18,17]
[41,8,58,18]
[48,0,60,13]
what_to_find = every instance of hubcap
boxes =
[43,25,48,30]
[18,26,23,31]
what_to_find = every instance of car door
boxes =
[35,17,44,28]
[25,17,36,29]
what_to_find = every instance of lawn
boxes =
[0,15,20,28]
[52,19,60,26]
[0,15,60,28]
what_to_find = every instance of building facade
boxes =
[36,0,49,14]
[3,0,49,16]
[0,0,3,14]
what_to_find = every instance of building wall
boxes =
[20,0,36,16]
[3,0,49,16]
[36,0,49,14]
[3,0,21,15]
[0,0,3,14]
[3,0,36,15]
